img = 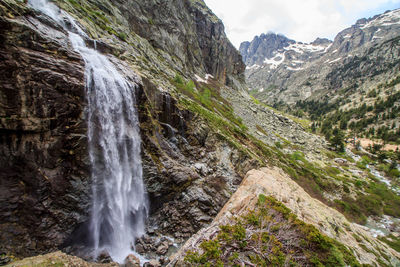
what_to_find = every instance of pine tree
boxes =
[330,128,345,152]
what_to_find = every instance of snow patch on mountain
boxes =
[328,57,342,64]
[286,66,304,71]
[284,42,327,54]
[246,64,260,70]
[195,74,214,83]
[263,52,285,69]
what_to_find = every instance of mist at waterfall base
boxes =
[28,0,149,263]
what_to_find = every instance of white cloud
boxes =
[203,0,400,48]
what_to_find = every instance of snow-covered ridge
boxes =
[284,42,329,54]
[360,9,400,29]
[255,40,331,71]
[244,8,399,73]
[242,8,400,107]
[246,8,398,73]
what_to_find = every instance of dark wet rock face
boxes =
[0,11,90,257]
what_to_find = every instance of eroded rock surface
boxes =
[110,0,245,83]
[169,167,400,266]
[221,85,327,153]
[0,5,89,257]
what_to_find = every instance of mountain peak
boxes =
[242,7,400,106]
[312,37,332,45]
[239,32,332,71]
[239,32,295,66]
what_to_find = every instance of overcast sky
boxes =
[203,0,400,48]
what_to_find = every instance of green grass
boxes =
[55,0,130,39]
[379,235,400,253]
[173,74,247,131]
[334,180,400,224]
[291,151,305,161]
[273,132,292,146]
[325,166,341,176]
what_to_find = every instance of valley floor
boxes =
[350,138,400,152]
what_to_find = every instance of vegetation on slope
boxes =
[172,74,282,164]
[172,74,247,132]
[173,74,400,226]
[294,75,400,145]
[282,149,400,224]
[184,194,361,267]
[247,72,400,227]
[379,235,400,253]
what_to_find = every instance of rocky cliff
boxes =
[0,0,251,260]
[0,2,89,256]
[105,0,245,84]
[242,9,400,105]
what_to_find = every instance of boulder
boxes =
[144,259,161,267]
[156,241,169,255]
[124,254,140,267]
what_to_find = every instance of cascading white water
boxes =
[28,0,148,263]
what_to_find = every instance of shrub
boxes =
[388,168,400,178]
[117,32,127,41]
[173,74,184,84]
[185,80,195,93]
[291,151,305,161]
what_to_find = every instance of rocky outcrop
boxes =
[3,251,118,267]
[169,167,400,266]
[242,8,400,105]
[66,0,245,84]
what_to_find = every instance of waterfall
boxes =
[28,0,149,263]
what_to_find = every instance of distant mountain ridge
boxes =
[240,8,400,105]
[239,33,332,69]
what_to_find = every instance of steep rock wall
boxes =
[109,0,245,83]
[0,6,89,257]
[0,0,252,259]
